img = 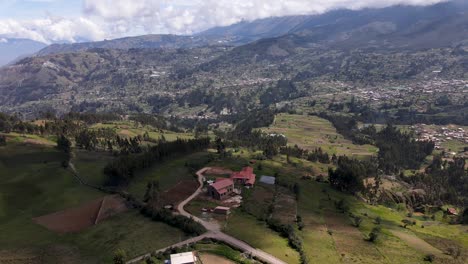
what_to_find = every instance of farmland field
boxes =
[90,121,194,141]
[261,114,378,159]
[0,142,191,263]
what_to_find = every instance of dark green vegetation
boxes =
[103,137,210,186]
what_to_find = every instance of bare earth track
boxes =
[127,167,287,264]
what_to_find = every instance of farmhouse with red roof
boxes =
[208,178,234,200]
[231,167,256,186]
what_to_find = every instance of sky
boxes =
[0,0,450,44]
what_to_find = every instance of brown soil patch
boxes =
[118,129,136,137]
[199,253,236,264]
[272,189,297,224]
[204,167,233,175]
[325,211,385,263]
[33,195,127,233]
[23,139,54,146]
[160,180,199,206]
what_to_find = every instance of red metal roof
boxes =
[211,178,234,192]
[231,167,256,185]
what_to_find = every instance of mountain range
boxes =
[0,38,47,66]
[0,0,467,117]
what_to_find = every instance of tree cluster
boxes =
[328,156,378,194]
[140,207,206,235]
[402,156,468,207]
[104,138,210,186]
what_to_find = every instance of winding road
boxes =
[127,167,287,264]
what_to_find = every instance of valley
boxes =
[0,1,467,264]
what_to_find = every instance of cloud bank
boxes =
[0,0,450,43]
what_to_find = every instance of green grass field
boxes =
[195,242,255,264]
[261,114,378,159]
[73,150,114,186]
[127,152,213,200]
[0,142,191,263]
[1,132,56,146]
[224,211,301,264]
[90,121,194,141]
[216,148,468,264]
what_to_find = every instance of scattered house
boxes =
[231,167,256,186]
[214,206,231,215]
[170,252,197,264]
[447,208,458,216]
[259,175,276,185]
[208,178,234,200]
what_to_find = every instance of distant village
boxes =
[354,79,468,106]
[412,124,468,157]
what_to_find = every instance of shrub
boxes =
[424,254,435,262]
[368,226,381,243]
[335,199,349,213]
[401,219,414,228]
[375,216,382,225]
[113,249,127,264]
[142,207,206,235]
[352,216,363,227]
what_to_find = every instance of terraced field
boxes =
[261,114,378,159]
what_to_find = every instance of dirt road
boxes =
[127,167,287,264]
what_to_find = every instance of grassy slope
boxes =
[0,142,188,263]
[73,150,114,186]
[261,113,378,159]
[212,148,467,264]
[127,152,212,200]
[224,212,301,264]
[91,121,194,141]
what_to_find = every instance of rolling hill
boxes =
[0,1,467,117]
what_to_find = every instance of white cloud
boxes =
[0,0,450,43]
[0,16,106,43]
[83,0,450,35]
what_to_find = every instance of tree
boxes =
[144,180,160,206]
[461,208,468,225]
[215,137,226,155]
[56,134,71,153]
[352,216,363,227]
[113,249,127,264]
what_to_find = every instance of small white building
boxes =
[170,252,197,264]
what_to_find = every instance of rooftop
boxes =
[210,178,234,192]
[170,251,196,264]
[231,166,256,185]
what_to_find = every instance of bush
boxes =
[142,207,206,235]
[401,219,414,228]
[335,199,350,213]
[424,254,435,262]
[113,249,127,264]
[352,216,363,227]
[368,226,381,243]
[375,216,382,225]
